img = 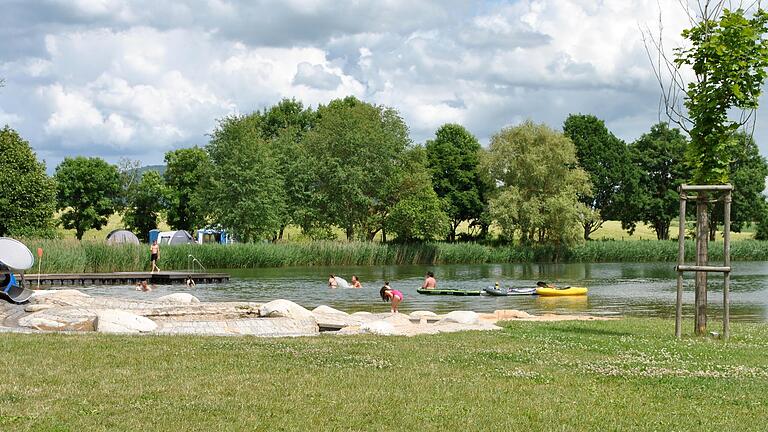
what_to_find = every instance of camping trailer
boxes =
[195,228,232,245]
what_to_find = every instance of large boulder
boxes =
[383,313,412,326]
[18,308,97,331]
[259,299,314,320]
[439,311,480,325]
[28,290,92,307]
[410,310,438,319]
[360,320,396,336]
[312,305,348,315]
[157,293,201,304]
[95,309,158,334]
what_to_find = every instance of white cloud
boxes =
[292,62,342,90]
[1,0,767,168]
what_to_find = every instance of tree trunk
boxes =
[655,222,670,240]
[695,193,709,336]
[382,228,387,244]
[583,221,592,241]
[345,226,354,241]
[278,226,285,240]
[708,223,717,241]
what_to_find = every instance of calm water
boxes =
[77,262,768,322]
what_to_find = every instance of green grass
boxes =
[1,318,767,431]
[21,238,768,273]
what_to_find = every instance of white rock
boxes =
[360,320,396,335]
[29,289,90,302]
[95,309,158,334]
[439,311,480,325]
[157,293,201,304]
[410,310,438,319]
[24,304,54,313]
[351,311,373,316]
[383,313,412,326]
[312,305,348,315]
[19,317,65,330]
[18,309,96,331]
[258,299,314,320]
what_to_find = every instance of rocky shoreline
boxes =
[0,290,613,337]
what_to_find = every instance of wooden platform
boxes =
[15,271,230,287]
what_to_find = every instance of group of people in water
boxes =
[326,271,438,313]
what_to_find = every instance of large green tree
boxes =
[123,170,167,238]
[0,126,56,237]
[484,121,591,252]
[425,123,488,241]
[385,146,450,242]
[260,99,316,238]
[54,157,121,240]
[562,114,633,240]
[709,132,768,239]
[164,147,209,232]
[301,96,410,241]
[200,115,286,242]
[624,123,690,240]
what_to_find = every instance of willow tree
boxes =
[644,2,768,335]
[484,121,591,259]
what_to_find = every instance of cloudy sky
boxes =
[1,0,764,170]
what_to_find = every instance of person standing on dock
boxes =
[150,240,160,273]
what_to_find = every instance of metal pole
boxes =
[676,192,686,339]
[723,191,732,340]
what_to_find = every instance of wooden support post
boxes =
[723,191,731,340]
[676,193,686,339]
[695,193,708,336]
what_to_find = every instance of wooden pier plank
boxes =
[15,271,229,286]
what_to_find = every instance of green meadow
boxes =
[1,318,766,431]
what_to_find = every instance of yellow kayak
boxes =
[535,287,588,296]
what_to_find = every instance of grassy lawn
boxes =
[1,318,767,431]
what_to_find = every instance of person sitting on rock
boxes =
[380,282,403,314]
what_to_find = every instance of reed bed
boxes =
[18,239,768,273]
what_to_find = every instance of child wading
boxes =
[379,282,403,313]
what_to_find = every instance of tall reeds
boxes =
[19,239,768,273]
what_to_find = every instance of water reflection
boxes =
[77,261,768,322]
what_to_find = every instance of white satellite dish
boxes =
[0,237,35,271]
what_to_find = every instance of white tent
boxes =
[157,230,195,245]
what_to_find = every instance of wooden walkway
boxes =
[16,271,230,286]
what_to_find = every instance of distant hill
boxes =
[137,165,166,176]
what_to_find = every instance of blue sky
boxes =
[1,0,766,170]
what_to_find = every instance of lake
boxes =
[77,261,768,322]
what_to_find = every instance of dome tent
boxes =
[106,229,140,245]
[157,230,195,245]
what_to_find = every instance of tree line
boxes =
[1,96,767,245]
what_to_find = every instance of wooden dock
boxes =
[15,271,230,287]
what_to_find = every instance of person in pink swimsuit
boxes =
[379,282,403,313]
